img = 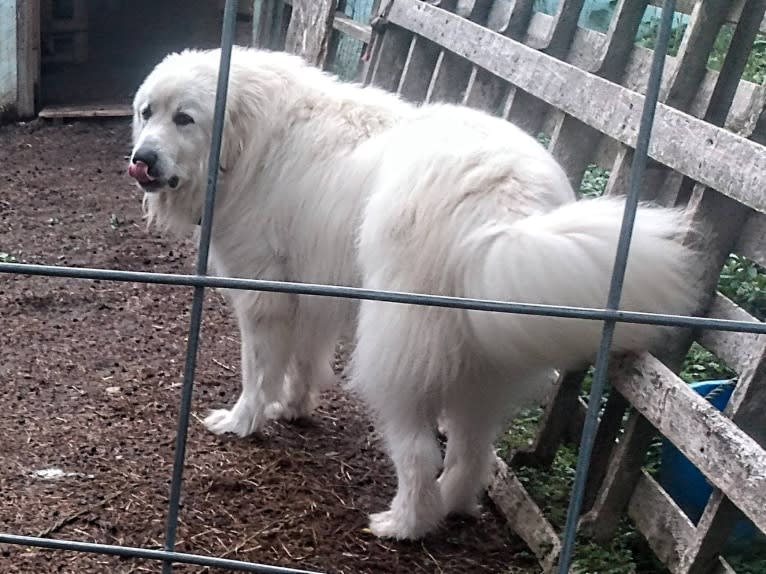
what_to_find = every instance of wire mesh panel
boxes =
[1,0,764,573]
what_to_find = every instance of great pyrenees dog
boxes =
[128,47,697,540]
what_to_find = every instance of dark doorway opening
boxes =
[39,0,239,109]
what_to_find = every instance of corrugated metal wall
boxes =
[0,0,18,113]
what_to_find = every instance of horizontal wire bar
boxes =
[1,261,764,334]
[0,534,321,574]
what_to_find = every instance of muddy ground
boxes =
[0,119,538,573]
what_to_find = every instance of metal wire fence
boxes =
[1,0,764,572]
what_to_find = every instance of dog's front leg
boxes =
[204,293,295,437]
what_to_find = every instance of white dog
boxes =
[129,47,698,540]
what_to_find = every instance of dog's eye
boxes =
[141,106,152,120]
[173,112,195,126]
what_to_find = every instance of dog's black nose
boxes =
[132,148,158,170]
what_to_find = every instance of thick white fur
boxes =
[131,47,698,541]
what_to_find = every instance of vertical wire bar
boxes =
[555,1,677,571]
[161,1,240,572]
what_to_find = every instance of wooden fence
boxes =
[260,1,766,572]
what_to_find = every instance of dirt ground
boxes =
[0,120,538,573]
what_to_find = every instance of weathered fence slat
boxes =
[737,211,766,268]
[397,36,439,102]
[284,0,339,66]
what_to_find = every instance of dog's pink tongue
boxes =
[128,161,155,184]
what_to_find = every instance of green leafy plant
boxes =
[636,17,687,56]
[680,342,736,384]
[718,255,766,321]
[579,164,610,198]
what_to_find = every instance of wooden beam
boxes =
[627,471,737,574]
[16,0,40,118]
[332,11,372,44]
[38,104,132,119]
[284,0,339,67]
[736,211,766,268]
[488,458,561,572]
[698,293,764,375]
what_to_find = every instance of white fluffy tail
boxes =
[461,197,698,371]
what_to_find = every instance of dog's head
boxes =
[128,49,251,226]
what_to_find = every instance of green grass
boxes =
[718,255,766,321]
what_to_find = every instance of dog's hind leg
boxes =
[204,292,295,437]
[368,403,444,540]
[352,302,446,540]
[438,379,505,517]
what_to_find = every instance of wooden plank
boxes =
[682,490,743,574]
[332,11,372,44]
[16,0,40,118]
[628,470,695,572]
[488,458,560,572]
[425,50,472,103]
[598,0,649,79]
[627,471,738,574]
[284,0,339,66]
[662,0,731,110]
[698,293,764,375]
[610,353,766,535]
[736,211,766,268]
[704,0,766,127]
[38,104,132,119]
[368,24,411,92]
[580,411,656,541]
[385,0,766,214]
[581,390,630,512]
[0,0,17,114]
[525,0,586,52]
[505,0,535,40]
[462,66,510,116]
[397,36,439,103]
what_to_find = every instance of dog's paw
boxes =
[368,510,435,540]
[264,393,318,422]
[445,499,481,518]
[203,408,261,437]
